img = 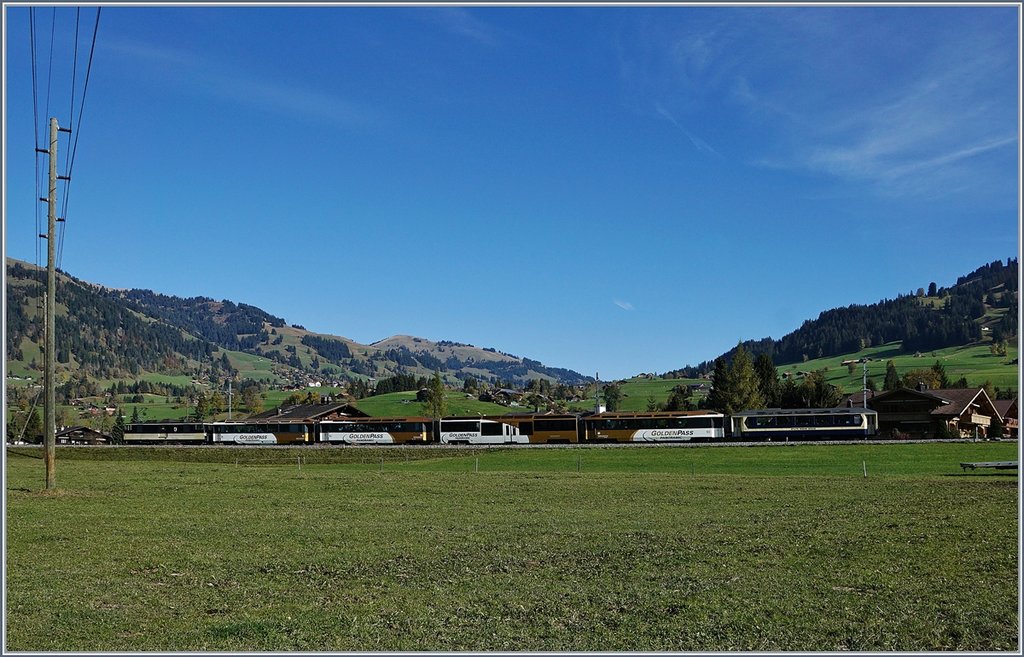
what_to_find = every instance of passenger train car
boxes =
[439,417,527,444]
[583,411,727,443]
[121,407,878,446]
[207,421,312,445]
[123,422,207,445]
[319,417,432,445]
[729,408,878,441]
[496,414,581,444]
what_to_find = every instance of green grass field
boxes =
[602,377,707,412]
[5,442,1018,651]
[785,341,1019,394]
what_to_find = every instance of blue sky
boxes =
[3,4,1020,381]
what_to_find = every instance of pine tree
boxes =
[931,360,950,389]
[704,357,732,413]
[663,386,694,412]
[112,410,126,444]
[706,344,764,414]
[754,353,781,408]
[883,361,901,391]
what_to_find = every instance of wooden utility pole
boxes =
[41,117,70,489]
[44,117,58,489]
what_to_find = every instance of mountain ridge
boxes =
[4,258,592,388]
[5,257,1017,392]
[667,257,1018,378]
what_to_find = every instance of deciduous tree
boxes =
[422,370,448,419]
[602,382,623,412]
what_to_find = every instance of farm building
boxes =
[992,397,1019,439]
[55,426,111,445]
[848,386,1001,439]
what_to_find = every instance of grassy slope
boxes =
[612,377,708,411]
[5,442,1017,651]
[783,341,1019,394]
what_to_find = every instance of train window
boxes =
[442,421,478,433]
[519,422,534,434]
[481,422,503,437]
[535,419,575,432]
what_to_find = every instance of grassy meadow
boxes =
[782,341,1019,394]
[5,442,1018,652]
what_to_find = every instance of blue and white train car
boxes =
[729,407,878,441]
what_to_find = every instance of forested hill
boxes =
[112,289,288,353]
[4,259,590,387]
[669,258,1018,376]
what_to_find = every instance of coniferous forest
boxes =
[668,258,1017,377]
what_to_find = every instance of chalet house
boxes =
[478,389,524,405]
[992,397,1019,439]
[249,402,368,423]
[853,386,1000,439]
[55,426,110,445]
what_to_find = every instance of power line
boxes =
[57,7,101,269]
[65,7,80,176]
[30,7,41,281]
[43,7,54,137]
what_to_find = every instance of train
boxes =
[123,407,878,445]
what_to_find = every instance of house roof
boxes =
[857,387,997,419]
[248,402,366,421]
[843,390,879,407]
[56,426,110,439]
[925,388,995,418]
[992,398,1018,420]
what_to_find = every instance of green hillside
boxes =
[779,341,1018,396]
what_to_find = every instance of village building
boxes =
[846,385,1000,439]
[55,426,111,445]
[992,397,1019,439]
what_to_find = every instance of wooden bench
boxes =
[959,461,1019,472]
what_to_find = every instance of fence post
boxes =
[862,461,867,478]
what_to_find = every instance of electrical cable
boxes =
[57,7,101,269]
[30,7,41,279]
